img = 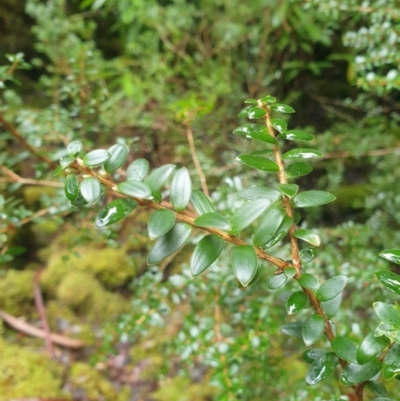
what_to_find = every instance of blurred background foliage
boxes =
[0,0,400,400]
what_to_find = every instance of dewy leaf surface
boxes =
[95,199,137,228]
[191,234,225,276]
[379,249,400,265]
[306,353,338,385]
[340,359,383,386]
[375,271,400,295]
[126,158,149,181]
[231,245,258,287]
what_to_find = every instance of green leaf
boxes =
[170,167,192,212]
[230,199,272,233]
[284,267,297,279]
[375,271,400,295]
[191,234,225,276]
[237,154,279,172]
[357,333,390,365]
[60,156,75,168]
[270,103,295,113]
[260,95,276,104]
[231,245,258,287]
[293,229,321,246]
[244,98,258,104]
[233,123,267,136]
[374,302,400,325]
[144,164,175,191]
[321,293,342,318]
[302,349,326,364]
[270,118,287,133]
[253,203,287,246]
[383,344,400,377]
[302,314,325,346]
[331,336,358,364]
[53,165,65,176]
[238,106,252,118]
[70,193,88,207]
[246,130,278,145]
[340,359,383,386]
[194,212,231,231]
[95,199,137,227]
[277,184,299,198]
[263,215,292,248]
[117,180,152,199]
[279,291,294,304]
[79,177,101,204]
[104,144,128,173]
[236,187,281,201]
[375,322,400,343]
[286,162,313,178]
[64,174,79,202]
[300,248,318,263]
[366,381,388,397]
[268,273,288,290]
[126,158,149,181]
[306,353,338,385]
[286,291,309,314]
[238,106,266,119]
[317,275,348,302]
[294,190,336,208]
[283,148,323,159]
[67,140,83,157]
[281,130,314,141]
[83,149,110,167]
[298,273,319,290]
[380,249,400,265]
[280,321,303,337]
[190,190,216,215]
[147,223,192,265]
[148,209,176,240]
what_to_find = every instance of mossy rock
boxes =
[0,338,65,400]
[0,270,35,315]
[67,362,130,401]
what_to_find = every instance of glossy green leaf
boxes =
[238,106,252,118]
[237,154,279,172]
[144,164,175,191]
[236,187,281,201]
[281,130,314,141]
[383,344,400,377]
[147,223,192,265]
[53,165,65,176]
[67,140,82,157]
[294,190,336,208]
[331,336,359,364]
[284,267,297,279]
[64,174,79,202]
[340,359,382,386]
[380,249,400,265]
[194,212,231,231]
[253,203,287,246]
[191,234,225,276]
[126,158,149,181]
[280,321,303,337]
[374,302,400,325]
[148,209,176,240]
[321,293,342,318]
[246,130,278,145]
[60,156,75,168]
[357,334,390,365]
[244,98,258,104]
[270,118,287,133]
[306,353,338,385]
[70,193,88,207]
[375,271,400,295]
[230,199,272,234]
[293,229,321,247]
[251,149,274,156]
[83,149,110,167]
[104,144,128,173]
[95,199,137,227]
[298,273,319,290]
[317,275,348,302]
[366,381,388,397]
[270,103,295,113]
[283,148,323,159]
[279,291,294,304]
[170,167,192,212]
[263,215,292,248]
[375,322,400,343]
[300,248,318,263]
[260,95,276,104]
[302,349,326,364]
[277,184,299,198]
[238,105,266,119]
[286,162,313,178]
[233,123,267,136]
[286,291,309,314]
[190,190,215,215]
[302,314,325,346]
[268,273,288,290]
[79,177,101,204]
[231,245,258,287]
[117,180,152,199]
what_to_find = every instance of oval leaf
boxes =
[270,118,287,133]
[340,359,383,386]
[286,162,313,178]
[246,130,277,145]
[317,275,348,302]
[302,314,325,346]
[170,167,192,212]
[233,124,267,136]
[321,293,342,319]
[263,215,292,248]
[144,164,175,191]
[117,180,152,199]
[148,209,176,240]
[67,141,82,157]
[375,271,400,295]
[331,336,359,364]
[277,184,299,198]
[300,248,318,264]
[64,174,79,202]
[298,273,319,290]
[357,333,390,365]
[191,234,225,276]
[306,353,338,385]
[380,249,400,265]
[280,321,303,337]
[302,349,327,364]
[104,144,128,173]
[286,291,309,314]
[237,154,279,172]
[127,158,149,181]
[231,245,258,287]
[194,212,231,231]
[281,130,314,141]
[383,344,400,376]
[80,177,101,204]
[190,190,216,215]
[294,190,336,208]
[260,95,276,104]
[270,103,295,113]
[147,223,192,265]
[293,229,321,247]
[366,381,388,398]
[373,302,400,325]
[283,148,322,159]
[95,199,137,227]
[83,149,110,167]
[236,187,282,201]
[268,273,288,290]
[248,106,267,119]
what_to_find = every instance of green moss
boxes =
[68,362,130,401]
[0,338,65,400]
[0,270,35,314]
